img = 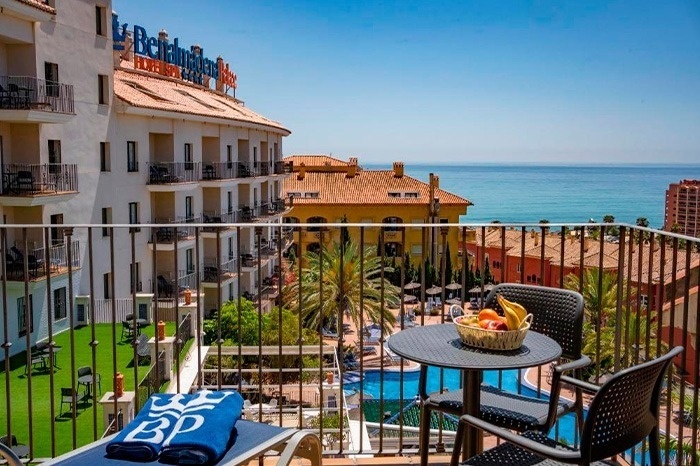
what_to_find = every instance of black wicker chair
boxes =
[420,284,589,461]
[451,346,683,466]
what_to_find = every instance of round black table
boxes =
[388,324,562,464]
[77,374,99,397]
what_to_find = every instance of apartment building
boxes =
[664,179,700,237]
[282,155,472,268]
[0,0,289,358]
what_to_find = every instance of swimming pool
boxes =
[345,366,661,464]
[345,366,579,444]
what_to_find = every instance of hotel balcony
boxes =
[147,217,199,250]
[200,162,257,183]
[146,162,200,190]
[201,210,237,235]
[1,239,80,282]
[0,163,78,206]
[0,76,75,123]
[0,222,698,465]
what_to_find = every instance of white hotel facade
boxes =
[0,0,290,357]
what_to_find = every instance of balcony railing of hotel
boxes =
[1,222,699,465]
[148,216,201,243]
[0,76,75,114]
[2,238,80,281]
[202,210,237,231]
[1,163,78,196]
[147,162,201,184]
[202,257,238,282]
[200,161,252,180]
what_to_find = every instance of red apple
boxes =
[486,320,508,331]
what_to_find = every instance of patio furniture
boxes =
[156,275,173,297]
[25,351,48,374]
[40,419,321,466]
[0,435,29,460]
[422,284,588,445]
[451,346,684,466]
[77,366,101,397]
[59,387,85,416]
[0,441,22,466]
[121,320,135,340]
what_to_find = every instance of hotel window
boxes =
[129,202,140,232]
[228,237,234,260]
[186,248,194,274]
[53,287,67,320]
[48,140,61,174]
[388,192,401,198]
[640,294,649,308]
[102,207,111,237]
[226,145,233,168]
[184,143,193,170]
[130,262,141,293]
[410,244,422,255]
[17,295,34,337]
[516,263,522,273]
[103,273,112,299]
[95,5,106,35]
[100,142,110,172]
[405,192,419,198]
[127,141,138,172]
[45,62,59,97]
[50,214,64,245]
[185,196,193,221]
[98,74,109,104]
[227,191,232,213]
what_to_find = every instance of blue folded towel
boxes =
[160,390,244,465]
[106,393,188,461]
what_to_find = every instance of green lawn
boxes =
[0,322,176,459]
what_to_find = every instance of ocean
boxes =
[366,164,700,228]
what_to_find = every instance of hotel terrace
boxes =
[0,1,699,465]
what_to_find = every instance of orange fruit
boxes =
[478,319,492,329]
[478,308,500,322]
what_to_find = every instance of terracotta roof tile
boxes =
[472,228,700,284]
[283,171,471,206]
[284,155,352,168]
[13,0,54,14]
[113,66,289,134]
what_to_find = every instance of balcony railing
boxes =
[202,257,238,282]
[0,222,698,465]
[147,162,201,184]
[202,210,237,232]
[1,239,80,281]
[0,75,75,114]
[1,163,78,195]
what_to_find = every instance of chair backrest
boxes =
[0,435,17,446]
[484,284,584,360]
[16,171,32,182]
[77,366,91,377]
[136,334,150,357]
[61,387,75,398]
[581,346,682,464]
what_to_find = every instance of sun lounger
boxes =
[40,420,321,466]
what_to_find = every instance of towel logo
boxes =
[125,392,235,445]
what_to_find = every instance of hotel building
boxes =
[0,0,290,358]
[664,179,700,237]
[281,155,471,268]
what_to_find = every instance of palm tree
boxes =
[565,267,625,372]
[283,241,398,335]
[635,217,650,243]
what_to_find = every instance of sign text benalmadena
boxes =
[113,14,237,89]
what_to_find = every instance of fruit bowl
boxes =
[453,314,532,351]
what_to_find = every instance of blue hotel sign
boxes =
[112,14,237,88]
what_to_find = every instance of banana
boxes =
[497,294,527,324]
[497,294,521,331]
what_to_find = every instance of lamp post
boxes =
[428,173,440,264]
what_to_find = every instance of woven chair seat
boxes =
[426,384,574,431]
[460,431,618,466]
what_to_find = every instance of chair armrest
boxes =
[559,375,601,394]
[458,414,582,463]
[553,355,591,375]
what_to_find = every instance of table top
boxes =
[387,324,561,371]
[78,374,97,384]
[123,318,148,327]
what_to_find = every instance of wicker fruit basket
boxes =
[453,314,532,351]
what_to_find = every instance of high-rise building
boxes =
[0,0,289,358]
[664,179,700,237]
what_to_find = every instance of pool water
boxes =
[345,367,660,464]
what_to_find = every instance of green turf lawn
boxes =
[0,322,177,459]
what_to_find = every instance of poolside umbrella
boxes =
[425,286,442,295]
[445,282,462,291]
[446,298,462,305]
[403,294,417,303]
[403,281,421,291]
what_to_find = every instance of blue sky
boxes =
[112,1,700,164]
